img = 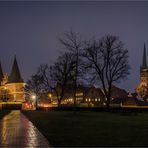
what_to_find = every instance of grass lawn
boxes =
[22,110,148,147]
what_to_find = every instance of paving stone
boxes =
[0,110,52,148]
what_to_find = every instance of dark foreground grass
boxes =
[22,111,148,147]
[0,110,10,119]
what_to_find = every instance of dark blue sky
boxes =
[0,1,148,92]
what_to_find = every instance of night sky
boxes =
[0,1,148,92]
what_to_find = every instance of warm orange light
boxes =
[43,104,49,107]
[48,93,52,98]
[25,103,29,108]
[31,95,36,100]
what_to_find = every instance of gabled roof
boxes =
[0,61,3,84]
[9,56,23,83]
[111,85,128,99]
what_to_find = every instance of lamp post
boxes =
[31,94,37,110]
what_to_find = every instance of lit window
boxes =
[95,98,97,102]
[89,98,91,102]
[103,102,106,105]
[98,98,100,102]
[86,99,87,102]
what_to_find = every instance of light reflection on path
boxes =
[0,110,51,147]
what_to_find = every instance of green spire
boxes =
[141,43,147,69]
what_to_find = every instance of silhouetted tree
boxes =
[25,74,44,99]
[59,30,83,105]
[50,52,75,106]
[37,64,51,91]
[25,64,52,103]
[83,35,130,108]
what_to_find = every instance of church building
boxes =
[136,44,148,98]
[0,56,25,102]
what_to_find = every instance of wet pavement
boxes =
[0,110,51,148]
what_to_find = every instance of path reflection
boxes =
[0,110,50,147]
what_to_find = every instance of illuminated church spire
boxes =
[9,56,23,83]
[141,43,147,70]
[0,61,4,84]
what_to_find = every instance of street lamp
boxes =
[31,95,36,100]
[31,94,37,110]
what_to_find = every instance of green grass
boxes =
[22,111,148,147]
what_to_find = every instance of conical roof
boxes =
[9,56,24,83]
[0,61,4,83]
[141,43,147,69]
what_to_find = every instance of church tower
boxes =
[136,44,148,97]
[140,43,148,83]
[0,61,4,85]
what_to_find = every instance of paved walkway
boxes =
[0,110,52,147]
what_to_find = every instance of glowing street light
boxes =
[31,94,37,110]
[48,93,52,98]
[31,94,36,100]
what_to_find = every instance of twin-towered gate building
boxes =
[0,56,25,103]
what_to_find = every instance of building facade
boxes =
[48,84,129,107]
[0,56,25,102]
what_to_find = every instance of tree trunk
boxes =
[58,99,62,107]
[106,97,110,109]
[73,82,77,106]
[73,52,79,106]
[106,86,111,110]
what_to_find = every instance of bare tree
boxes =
[59,30,83,105]
[83,35,130,108]
[37,64,51,91]
[25,74,44,99]
[25,64,52,103]
[50,52,75,106]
